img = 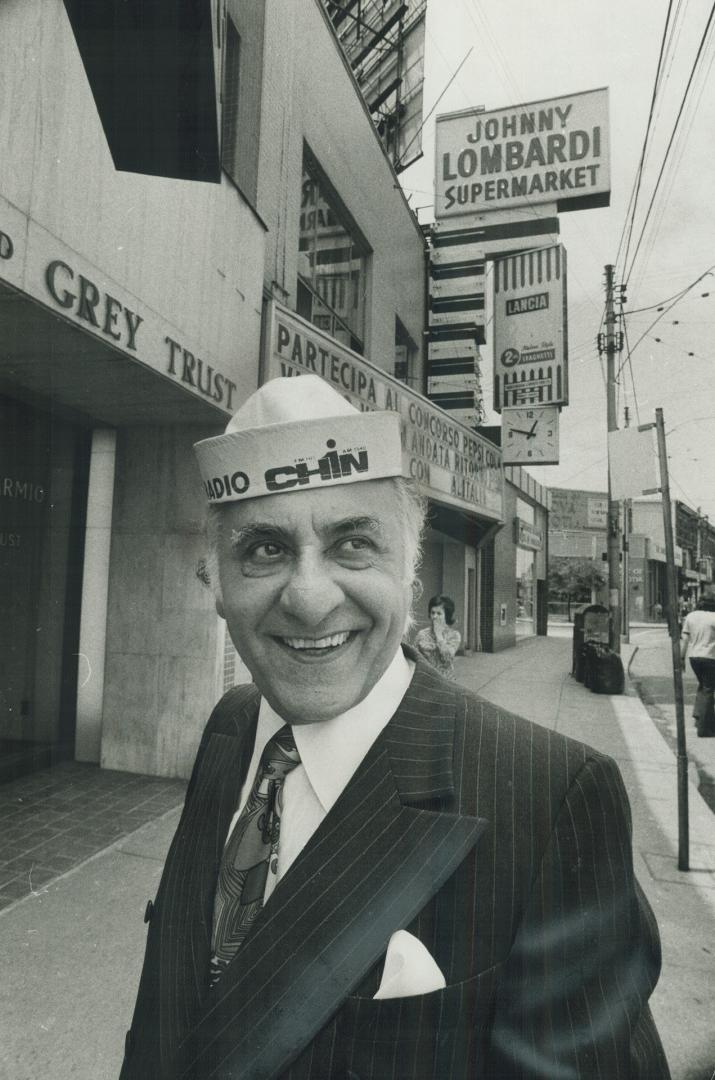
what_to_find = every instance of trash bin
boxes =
[583,642,625,695]
[572,604,609,682]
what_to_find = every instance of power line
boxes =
[630,17,715,293]
[625,0,715,285]
[398,46,473,166]
[669,468,700,508]
[622,317,641,425]
[667,414,715,434]
[616,0,688,278]
[625,266,714,313]
[618,0,675,277]
[625,265,715,356]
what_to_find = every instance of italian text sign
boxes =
[264,302,503,521]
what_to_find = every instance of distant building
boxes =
[548,487,715,622]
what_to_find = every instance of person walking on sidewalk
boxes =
[415,593,461,677]
[120,376,670,1080]
[681,594,715,737]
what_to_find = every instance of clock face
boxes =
[502,405,560,465]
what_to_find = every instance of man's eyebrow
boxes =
[229,523,290,548]
[327,516,383,536]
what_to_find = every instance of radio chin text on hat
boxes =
[265,441,369,493]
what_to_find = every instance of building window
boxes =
[221,18,242,187]
[395,316,418,386]
[220,1,265,206]
[298,152,369,353]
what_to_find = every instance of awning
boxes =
[0,281,227,427]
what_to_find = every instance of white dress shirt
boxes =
[226,647,415,903]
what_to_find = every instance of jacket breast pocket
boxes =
[337,964,503,1080]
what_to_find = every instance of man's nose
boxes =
[278,552,344,626]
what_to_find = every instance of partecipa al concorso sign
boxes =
[435,87,610,219]
[263,301,503,521]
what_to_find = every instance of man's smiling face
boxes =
[215,479,411,724]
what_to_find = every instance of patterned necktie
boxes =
[209,724,301,986]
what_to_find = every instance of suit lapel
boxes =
[178,658,487,1080]
[157,688,260,1074]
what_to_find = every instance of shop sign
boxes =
[587,497,607,528]
[514,516,543,550]
[263,301,503,521]
[0,203,243,416]
[435,87,610,219]
[493,245,568,409]
[648,539,683,567]
[628,566,644,586]
[45,259,144,352]
[41,258,240,411]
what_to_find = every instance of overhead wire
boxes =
[669,468,700,508]
[622,0,695,291]
[633,330,710,360]
[621,316,641,425]
[624,0,691,297]
[398,47,474,167]
[625,0,715,286]
[617,0,675,278]
[616,0,688,280]
[624,266,715,313]
[630,13,715,293]
[624,266,715,358]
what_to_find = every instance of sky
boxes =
[399,0,715,522]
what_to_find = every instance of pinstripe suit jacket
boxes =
[120,649,670,1080]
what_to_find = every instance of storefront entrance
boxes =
[0,396,90,782]
[515,545,536,638]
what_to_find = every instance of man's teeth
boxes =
[282,632,350,650]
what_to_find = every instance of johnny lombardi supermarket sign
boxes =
[435,87,610,218]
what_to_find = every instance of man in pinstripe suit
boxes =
[120,376,669,1079]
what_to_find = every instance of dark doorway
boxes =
[0,396,90,782]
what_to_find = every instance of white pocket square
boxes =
[373,929,446,1000]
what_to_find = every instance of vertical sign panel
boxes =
[492,244,568,411]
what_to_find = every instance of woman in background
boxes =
[416,594,461,678]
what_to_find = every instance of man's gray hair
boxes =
[204,476,427,624]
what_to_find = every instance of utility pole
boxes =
[655,408,689,871]
[622,405,631,643]
[696,506,702,602]
[602,265,621,652]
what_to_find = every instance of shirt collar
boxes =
[257,647,415,813]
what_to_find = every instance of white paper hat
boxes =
[194,375,403,504]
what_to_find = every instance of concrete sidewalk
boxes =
[629,624,715,812]
[1,635,714,1079]
[454,634,715,1080]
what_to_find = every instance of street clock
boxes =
[502,405,560,465]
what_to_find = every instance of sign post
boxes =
[654,408,689,872]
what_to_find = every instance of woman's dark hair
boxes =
[697,596,715,612]
[428,594,456,626]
